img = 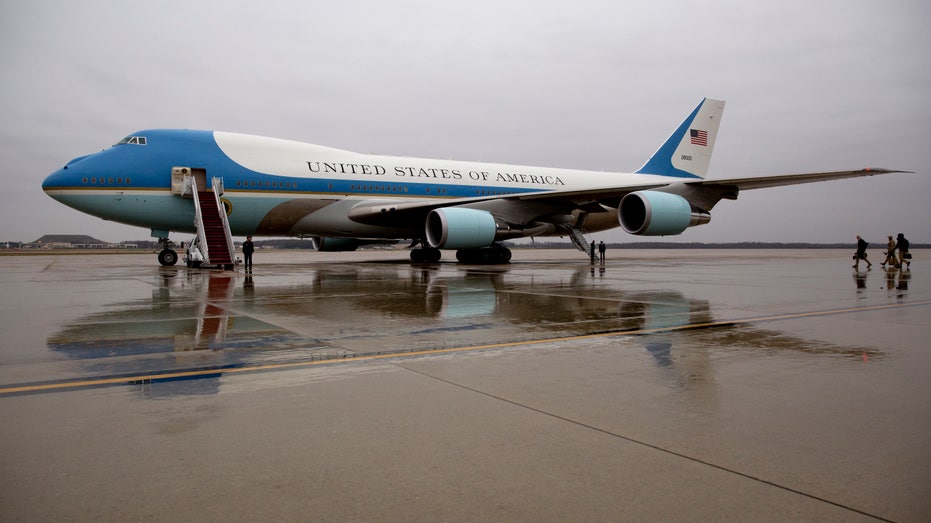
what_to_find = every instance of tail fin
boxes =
[635,98,725,179]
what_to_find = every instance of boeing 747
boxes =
[41,98,910,265]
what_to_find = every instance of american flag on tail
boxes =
[690,129,708,146]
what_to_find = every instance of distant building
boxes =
[35,234,104,245]
[20,236,154,250]
[33,235,109,249]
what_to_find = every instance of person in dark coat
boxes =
[894,233,911,269]
[853,235,871,269]
[242,236,255,271]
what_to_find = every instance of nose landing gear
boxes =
[156,237,178,266]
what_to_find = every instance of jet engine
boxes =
[619,191,710,236]
[310,237,361,252]
[425,207,497,249]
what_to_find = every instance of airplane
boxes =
[42,98,910,266]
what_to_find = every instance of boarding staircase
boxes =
[560,224,592,256]
[191,176,235,270]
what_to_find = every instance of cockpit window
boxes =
[116,135,147,146]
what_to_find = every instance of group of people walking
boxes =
[854,233,911,270]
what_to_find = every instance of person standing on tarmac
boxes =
[598,240,606,264]
[242,236,255,271]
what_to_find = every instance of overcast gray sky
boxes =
[2,0,928,244]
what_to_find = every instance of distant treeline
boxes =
[242,239,929,250]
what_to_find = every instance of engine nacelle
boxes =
[619,191,710,236]
[426,207,497,249]
[310,237,361,252]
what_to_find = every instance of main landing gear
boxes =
[409,246,442,263]
[157,237,179,267]
[409,243,512,264]
[456,244,512,264]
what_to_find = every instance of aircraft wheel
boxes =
[424,248,442,263]
[158,249,178,266]
[411,248,442,263]
[456,248,490,264]
[456,245,511,264]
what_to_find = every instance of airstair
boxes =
[191,176,235,269]
[560,224,592,256]
[170,167,235,270]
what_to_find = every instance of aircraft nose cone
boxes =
[43,153,93,199]
[42,168,67,198]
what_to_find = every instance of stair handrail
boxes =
[190,176,211,264]
[211,177,236,265]
[560,224,590,254]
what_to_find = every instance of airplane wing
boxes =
[677,167,914,210]
[692,167,912,191]
[346,181,667,226]
[512,167,912,201]
[348,168,912,228]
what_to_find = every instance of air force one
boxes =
[42,98,910,266]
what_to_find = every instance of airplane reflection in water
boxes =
[47,271,292,357]
[47,266,882,398]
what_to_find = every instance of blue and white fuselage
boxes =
[42,98,908,263]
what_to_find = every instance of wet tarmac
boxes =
[1,249,929,521]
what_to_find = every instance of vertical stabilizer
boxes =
[635,98,725,179]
